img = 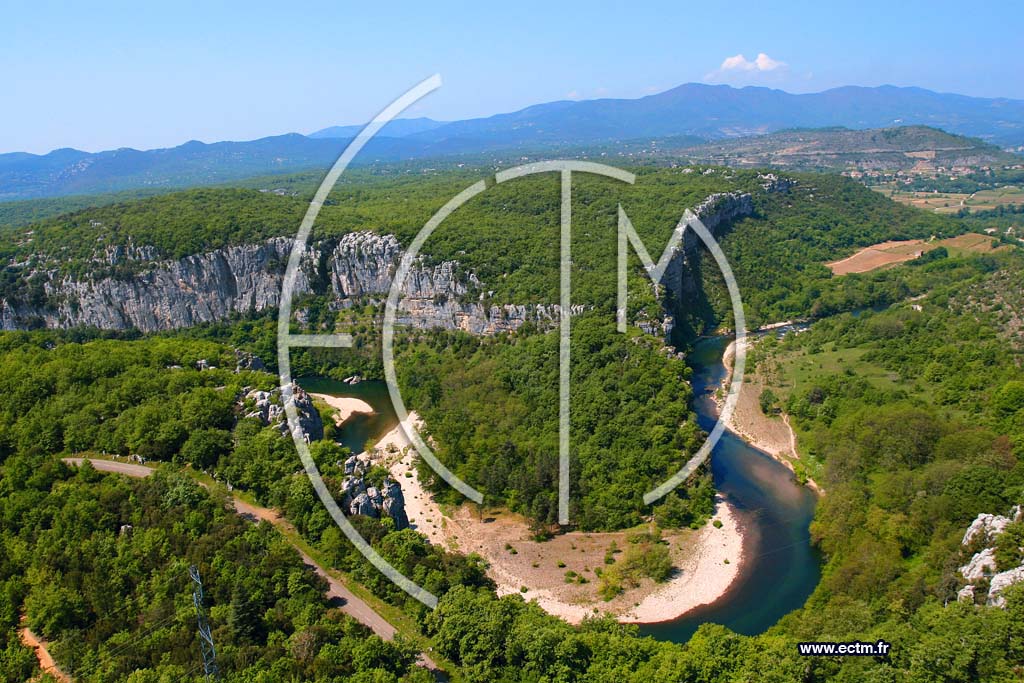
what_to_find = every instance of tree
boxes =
[178,428,231,469]
[229,578,265,646]
[994,381,1024,418]
[0,637,37,683]
[759,388,779,415]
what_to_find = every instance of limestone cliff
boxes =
[0,232,556,334]
[1,185,773,335]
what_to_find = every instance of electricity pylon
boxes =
[189,565,218,680]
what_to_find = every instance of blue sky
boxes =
[2,0,1020,154]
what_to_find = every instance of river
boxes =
[637,335,821,642]
[299,334,820,643]
[299,377,399,453]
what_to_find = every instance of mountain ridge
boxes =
[2,82,1023,201]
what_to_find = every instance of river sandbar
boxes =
[310,393,375,426]
[372,415,747,625]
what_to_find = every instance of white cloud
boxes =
[706,53,788,83]
[566,90,580,99]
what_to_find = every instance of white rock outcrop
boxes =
[960,547,998,582]
[957,506,1024,608]
[1,186,772,335]
[962,509,1019,547]
[0,232,567,335]
[242,383,323,441]
[988,566,1024,607]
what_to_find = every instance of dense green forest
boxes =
[0,309,712,532]
[0,458,431,682]
[393,317,712,531]
[2,302,1023,681]
[2,252,1024,681]
[1,167,963,328]
[1,164,1023,680]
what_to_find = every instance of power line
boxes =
[74,609,182,679]
[189,565,219,681]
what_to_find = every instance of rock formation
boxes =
[960,547,998,582]
[989,566,1024,608]
[241,383,323,442]
[957,506,1024,606]
[0,184,773,336]
[962,509,1019,547]
[0,232,561,334]
[656,191,755,338]
[337,455,408,529]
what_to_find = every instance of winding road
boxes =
[61,458,405,643]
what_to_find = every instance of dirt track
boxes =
[19,619,71,683]
[62,458,397,639]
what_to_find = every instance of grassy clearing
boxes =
[774,345,909,396]
[873,186,969,214]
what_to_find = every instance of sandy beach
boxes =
[719,339,823,494]
[371,415,747,624]
[310,393,374,426]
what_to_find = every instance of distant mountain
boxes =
[309,117,445,139]
[3,83,1022,201]
[408,84,1024,149]
[0,134,425,201]
[666,125,1020,170]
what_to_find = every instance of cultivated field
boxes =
[873,187,969,214]
[826,239,927,274]
[968,186,1024,211]
[873,184,1024,214]
[827,233,1008,275]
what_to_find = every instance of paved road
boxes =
[62,458,398,640]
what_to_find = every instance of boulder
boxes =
[960,548,998,582]
[339,476,366,508]
[350,492,378,518]
[988,566,1024,608]
[382,478,409,530]
[962,512,1015,547]
[235,350,266,372]
[367,486,384,510]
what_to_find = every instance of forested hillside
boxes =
[0,458,432,682]
[394,317,712,530]
[1,164,1023,680]
[1,166,963,332]
[0,300,1022,678]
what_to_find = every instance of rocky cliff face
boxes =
[2,237,306,331]
[651,190,756,338]
[1,186,772,335]
[0,232,559,334]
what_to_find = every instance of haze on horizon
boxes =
[3,0,1022,155]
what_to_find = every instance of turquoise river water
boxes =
[299,333,820,643]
